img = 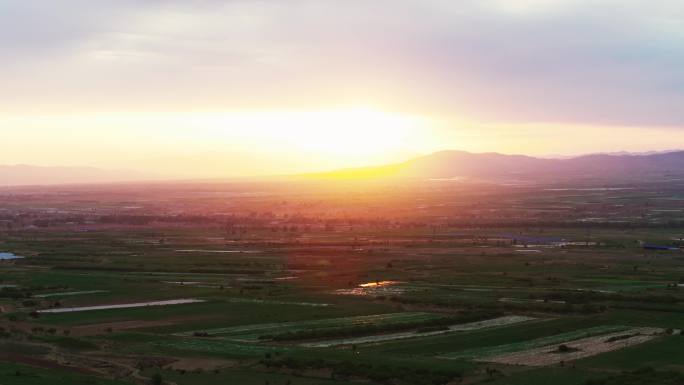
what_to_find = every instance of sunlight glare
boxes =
[193,107,430,162]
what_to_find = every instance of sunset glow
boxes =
[3,2,684,383]
[1,0,683,180]
[187,108,430,159]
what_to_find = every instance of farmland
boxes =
[1,178,684,384]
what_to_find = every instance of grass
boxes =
[483,367,603,385]
[365,317,599,355]
[176,312,446,340]
[577,336,684,371]
[441,325,630,360]
[0,361,133,385]
[29,335,99,351]
[143,368,353,385]
[35,299,393,332]
[3,197,684,385]
[153,338,287,358]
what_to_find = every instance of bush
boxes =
[150,373,163,385]
[586,367,684,385]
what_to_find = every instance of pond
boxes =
[0,252,24,260]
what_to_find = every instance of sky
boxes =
[1,0,684,178]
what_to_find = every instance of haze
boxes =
[2,0,684,178]
[4,2,684,384]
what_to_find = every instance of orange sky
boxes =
[2,1,684,178]
[4,112,684,178]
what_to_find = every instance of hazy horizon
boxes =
[3,0,684,178]
[2,147,684,187]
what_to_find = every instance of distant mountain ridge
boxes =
[3,150,684,186]
[0,165,145,186]
[313,150,684,181]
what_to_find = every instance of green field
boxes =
[442,325,630,359]
[2,181,684,385]
[175,312,447,340]
[0,362,133,385]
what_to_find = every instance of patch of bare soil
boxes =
[478,327,664,367]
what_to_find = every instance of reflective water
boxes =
[0,252,23,260]
[37,298,205,314]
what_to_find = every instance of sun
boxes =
[9,108,438,176]
[189,107,431,166]
[276,108,419,158]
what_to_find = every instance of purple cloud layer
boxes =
[1,0,683,126]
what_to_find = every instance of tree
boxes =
[151,373,163,385]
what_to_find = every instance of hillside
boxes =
[311,150,684,181]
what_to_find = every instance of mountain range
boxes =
[312,150,684,182]
[2,150,684,186]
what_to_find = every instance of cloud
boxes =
[1,0,683,127]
